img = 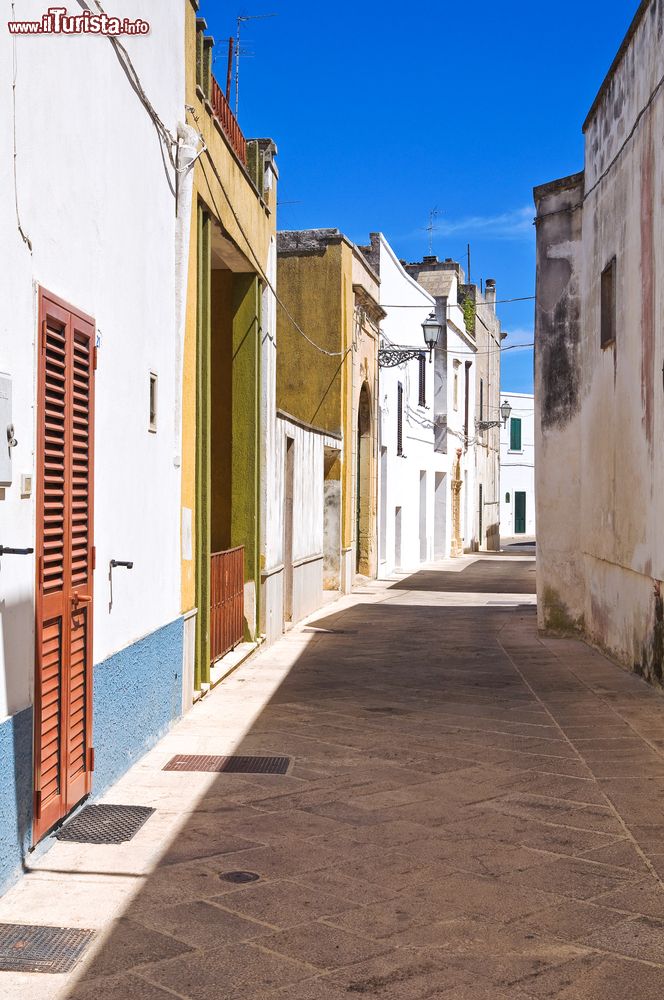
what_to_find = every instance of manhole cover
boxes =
[0,924,94,973]
[220,871,260,884]
[56,805,155,844]
[163,755,290,775]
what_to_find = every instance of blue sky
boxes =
[201,1,638,393]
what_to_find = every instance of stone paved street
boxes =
[3,552,664,999]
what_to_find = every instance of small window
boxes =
[149,371,158,433]
[453,360,461,411]
[505,492,511,504]
[418,354,426,407]
[510,417,522,451]
[601,257,616,348]
[397,381,404,456]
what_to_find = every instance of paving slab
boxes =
[2,554,664,999]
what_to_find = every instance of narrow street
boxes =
[3,553,664,999]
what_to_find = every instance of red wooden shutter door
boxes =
[34,291,95,842]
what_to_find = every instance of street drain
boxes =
[163,755,291,774]
[220,871,260,884]
[0,923,94,974]
[364,706,409,715]
[56,804,155,844]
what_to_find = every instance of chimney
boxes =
[485,278,496,311]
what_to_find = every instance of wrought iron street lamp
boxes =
[477,399,512,431]
[378,312,443,368]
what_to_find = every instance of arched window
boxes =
[505,492,511,503]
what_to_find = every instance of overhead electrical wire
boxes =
[196,136,536,363]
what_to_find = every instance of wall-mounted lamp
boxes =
[378,312,443,368]
[477,399,512,431]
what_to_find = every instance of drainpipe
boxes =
[173,123,201,471]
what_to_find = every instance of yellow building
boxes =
[181,3,277,699]
[276,230,383,591]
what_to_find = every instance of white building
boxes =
[364,236,477,573]
[0,2,188,891]
[500,392,536,542]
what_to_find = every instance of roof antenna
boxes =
[235,12,277,117]
[425,207,440,255]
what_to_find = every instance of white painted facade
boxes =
[376,236,477,574]
[1,0,186,717]
[0,2,189,893]
[500,392,535,543]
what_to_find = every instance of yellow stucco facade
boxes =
[276,230,382,588]
[181,1,276,690]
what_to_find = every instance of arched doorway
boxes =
[356,381,372,574]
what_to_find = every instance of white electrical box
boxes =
[0,374,11,487]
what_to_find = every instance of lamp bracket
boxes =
[476,419,506,430]
[378,348,428,369]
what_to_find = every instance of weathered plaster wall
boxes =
[535,0,664,683]
[534,174,585,633]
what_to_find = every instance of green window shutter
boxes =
[510,417,522,451]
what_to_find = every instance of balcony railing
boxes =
[210,546,244,664]
[210,76,247,166]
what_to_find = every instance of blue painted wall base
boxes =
[0,616,184,896]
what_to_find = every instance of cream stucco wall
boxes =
[535,0,664,683]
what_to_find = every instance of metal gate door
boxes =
[34,289,95,842]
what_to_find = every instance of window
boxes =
[397,381,404,456]
[505,492,511,504]
[510,417,522,451]
[418,354,426,407]
[149,371,158,432]
[479,379,484,421]
[601,257,616,348]
[453,360,461,411]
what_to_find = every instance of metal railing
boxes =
[210,75,247,166]
[210,546,244,663]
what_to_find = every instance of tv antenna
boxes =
[424,207,440,255]
[235,12,277,117]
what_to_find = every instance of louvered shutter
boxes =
[418,356,426,407]
[397,382,403,456]
[34,291,95,841]
[66,317,95,806]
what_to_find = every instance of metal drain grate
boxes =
[56,804,155,844]
[163,754,290,774]
[302,627,356,635]
[220,871,260,884]
[0,924,94,974]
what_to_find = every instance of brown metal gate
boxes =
[210,546,244,663]
[34,289,95,842]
